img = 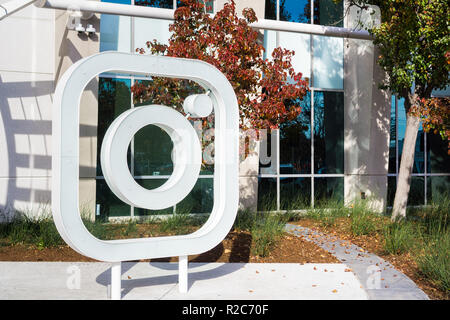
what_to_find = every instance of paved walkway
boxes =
[0,225,429,300]
[285,224,429,300]
[0,262,367,300]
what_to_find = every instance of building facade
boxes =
[0,0,448,220]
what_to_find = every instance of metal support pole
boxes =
[179,255,188,293]
[111,261,122,300]
[34,0,373,40]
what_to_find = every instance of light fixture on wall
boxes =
[85,24,96,37]
[66,7,95,36]
[75,23,85,35]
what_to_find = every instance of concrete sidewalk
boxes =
[0,262,368,300]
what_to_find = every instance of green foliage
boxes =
[383,219,415,254]
[0,210,112,247]
[351,0,450,105]
[233,210,287,257]
[158,213,206,235]
[0,212,62,248]
[350,209,376,236]
[233,210,257,232]
[250,213,285,257]
[122,220,138,237]
[415,232,450,292]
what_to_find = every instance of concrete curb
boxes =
[285,224,429,300]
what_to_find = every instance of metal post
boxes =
[179,255,188,293]
[111,262,122,300]
[33,0,373,40]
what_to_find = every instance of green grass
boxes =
[158,213,206,235]
[349,200,379,236]
[233,210,286,257]
[415,232,450,292]
[0,210,113,247]
[412,199,449,293]
[0,211,63,248]
[249,213,285,257]
[383,219,415,254]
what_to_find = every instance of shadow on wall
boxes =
[0,75,98,217]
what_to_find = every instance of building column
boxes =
[343,3,391,212]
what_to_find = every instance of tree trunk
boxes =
[391,113,421,220]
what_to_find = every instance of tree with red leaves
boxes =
[132,0,308,130]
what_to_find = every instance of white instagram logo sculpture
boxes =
[52,52,239,298]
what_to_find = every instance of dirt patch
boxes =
[291,218,449,300]
[0,230,339,265]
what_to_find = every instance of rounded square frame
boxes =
[52,52,239,262]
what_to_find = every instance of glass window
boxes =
[97,78,132,176]
[408,176,424,206]
[312,35,343,89]
[314,177,344,205]
[257,178,277,211]
[387,176,396,207]
[100,0,132,53]
[134,18,172,50]
[280,177,311,210]
[427,132,450,174]
[280,92,311,174]
[96,179,131,218]
[314,91,344,174]
[136,0,174,9]
[427,176,450,204]
[265,0,311,23]
[134,125,174,176]
[313,0,343,27]
[176,0,214,13]
[264,0,277,20]
[388,96,397,174]
[177,178,214,214]
[264,30,311,80]
[259,128,277,175]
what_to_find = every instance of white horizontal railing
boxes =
[33,0,372,40]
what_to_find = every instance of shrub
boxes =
[350,205,377,236]
[250,213,285,257]
[383,219,415,255]
[415,232,450,292]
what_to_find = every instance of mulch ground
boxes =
[291,218,449,300]
[0,230,339,265]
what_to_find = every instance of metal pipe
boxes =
[0,0,39,21]
[35,0,373,40]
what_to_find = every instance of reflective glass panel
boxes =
[312,35,343,89]
[314,91,344,174]
[280,177,311,210]
[280,92,311,174]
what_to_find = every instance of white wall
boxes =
[0,2,55,217]
[0,1,100,219]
